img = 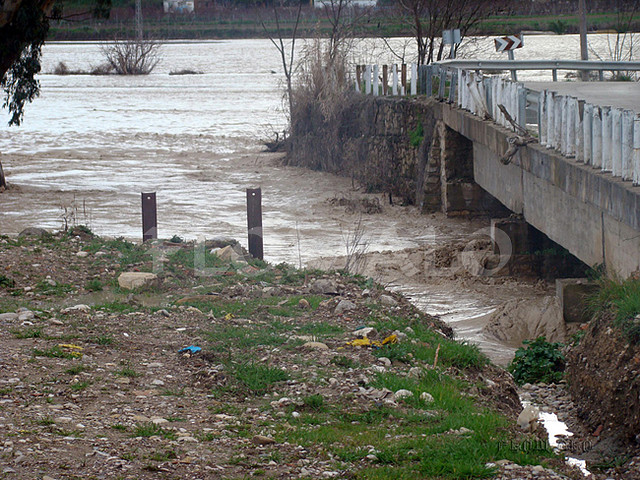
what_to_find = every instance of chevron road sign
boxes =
[494,33,524,52]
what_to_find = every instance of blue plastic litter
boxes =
[179,346,201,354]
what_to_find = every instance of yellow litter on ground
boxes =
[346,334,398,349]
[58,344,84,358]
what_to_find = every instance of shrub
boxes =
[508,337,565,385]
[101,38,161,75]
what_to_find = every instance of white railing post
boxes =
[634,115,640,185]
[373,65,379,96]
[592,106,603,169]
[546,91,555,148]
[391,63,398,96]
[517,85,527,130]
[622,110,634,181]
[576,100,585,162]
[611,107,623,177]
[411,63,417,96]
[601,106,612,172]
[365,65,372,95]
[561,96,569,155]
[566,97,577,157]
[459,69,466,109]
[583,103,593,165]
[554,94,563,151]
[539,91,547,145]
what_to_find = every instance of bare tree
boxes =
[101,38,161,75]
[263,0,303,119]
[396,0,510,65]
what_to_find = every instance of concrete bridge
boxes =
[357,61,640,278]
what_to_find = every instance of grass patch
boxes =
[85,279,103,292]
[509,337,565,385]
[229,362,289,395]
[279,369,554,479]
[331,355,359,369]
[70,380,91,391]
[296,321,344,337]
[35,280,74,297]
[590,277,640,344]
[65,364,87,375]
[132,422,177,440]
[115,364,141,378]
[89,334,114,345]
[369,317,487,370]
[33,346,77,359]
[13,327,43,339]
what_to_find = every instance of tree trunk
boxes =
[0,158,6,191]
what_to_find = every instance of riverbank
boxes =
[0,229,577,479]
[48,9,640,41]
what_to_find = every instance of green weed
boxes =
[508,337,565,385]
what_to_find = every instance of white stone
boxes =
[420,392,434,403]
[517,405,539,432]
[380,294,398,306]
[394,389,413,400]
[117,272,158,290]
[76,251,89,258]
[334,299,356,315]
[301,342,329,351]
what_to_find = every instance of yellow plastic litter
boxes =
[224,313,234,321]
[382,334,398,345]
[346,334,398,349]
[58,344,84,358]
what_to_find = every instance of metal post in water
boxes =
[141,192,157,242]
[246,187,264,260]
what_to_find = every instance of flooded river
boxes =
[0,35,628,363]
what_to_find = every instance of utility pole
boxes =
[579,0,589,80]
[135,0,143,41]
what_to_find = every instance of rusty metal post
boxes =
[401,64,407,95]
[382,65,388,95]
[246,187,263,260]
[141,192,157,242]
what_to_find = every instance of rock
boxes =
[394,389,413,400]
[309,279,338,295]
[420,392,434,403]
[117,272,158,290]
[392,330,408,342]
[18,227,48,237]
[302,342,329,351]
[353,327,377,338]
[17,311,34,322]
[0,313,18,322]
[292,411,300,418]
[370,365,386,373]
[157,309,170,317]
[151,417,169,425]
[251,435,276,445]
[210,245,246,264]
[379,294,398,306]
[404,326,415,335]
[408,367,422,379]
[517,405,539,432]
[44,278,57,286]
[62,305,91,314]
[298,298,310,309]
[151,379,165,386]
[377,357,391,367]
[76,251,89,258]
[334,299,356,315]
[54,416,73,424]
[366,454,378,461]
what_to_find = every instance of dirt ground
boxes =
[0,229,583,480]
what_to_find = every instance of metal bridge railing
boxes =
[355,60,640,186]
